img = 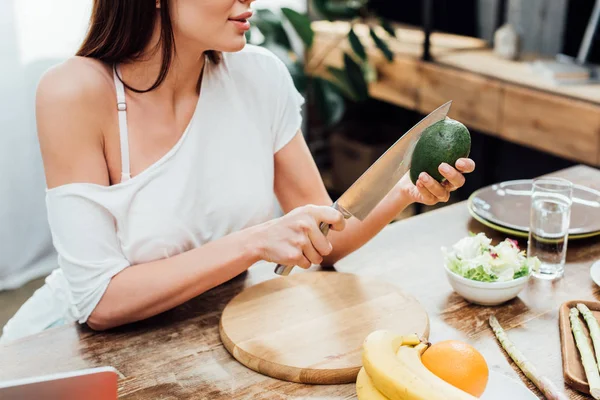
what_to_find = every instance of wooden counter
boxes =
[0,165,599,399]
[309,22,600,166]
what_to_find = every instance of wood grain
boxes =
[0,165,599,399]
[419,62,502,134]
[219,272,429,385]
[558,299,600,396]
[372,56,421,110]
[500,85,600,165]
[435,50,600,105]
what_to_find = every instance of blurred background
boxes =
[1,0,599,327]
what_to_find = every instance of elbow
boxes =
[86,322,107,332]
[86,308,116,332]
[86,315,109,332]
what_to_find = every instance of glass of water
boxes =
[528,177,573,280]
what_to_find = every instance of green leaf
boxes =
[253,9,292,50]
[380,17,396,37]
[326,66,359,101]
[362,61,377,84]
[369,28,394,62]
[281,8,314,48]
[311,0,364,20]
[311,0,333,20]
[312,78,345,128]
[325,2,362,18]
[348,28,367,61]
[464,265,497,282]
[513,265,530,279]
[343,53,369,101]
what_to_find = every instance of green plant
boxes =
[248,1,398,129]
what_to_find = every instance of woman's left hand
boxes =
[398,158,476,206]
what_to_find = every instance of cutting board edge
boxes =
[218,318,362,384]
[218,272,431,385]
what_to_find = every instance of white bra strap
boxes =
[113,65,131,182]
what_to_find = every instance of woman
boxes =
[1,0,475,342]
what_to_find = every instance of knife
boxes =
[274,101,453,276]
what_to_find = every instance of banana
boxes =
[399,333,421,346]
[396,343,479,400]
[361,330,446,400]
[356,367,389,400]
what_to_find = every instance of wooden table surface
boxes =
[1,165,599,399]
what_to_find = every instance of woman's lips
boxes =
[229,11,252,31]
[229,19,250,31]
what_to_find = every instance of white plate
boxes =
[591,260,600,287]
[481,370,538,399]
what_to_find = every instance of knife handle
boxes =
[274,203,341,276]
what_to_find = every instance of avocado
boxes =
[409,118,471,185]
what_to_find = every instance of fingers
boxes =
[296,254,312,269]
[308,205,346,232]
[415,179,437,205]
[307,221,333,257]
[288,246,312,269]
[418,172,449,202]
[455,158,475,173]
[301,240,324,266]
[438,162,465,190]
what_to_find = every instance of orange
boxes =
[421,340,489,397]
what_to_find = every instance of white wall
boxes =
[0,0,92,290]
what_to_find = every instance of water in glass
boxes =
[528,178,572,280]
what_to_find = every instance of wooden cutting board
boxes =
[559,299,600,395]
[219,271,429,384]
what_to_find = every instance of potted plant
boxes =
[249,0,399,190]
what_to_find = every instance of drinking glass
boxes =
[528,177,573,280]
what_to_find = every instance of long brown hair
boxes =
[76,0,219,93]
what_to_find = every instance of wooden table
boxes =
[1,165,599,399]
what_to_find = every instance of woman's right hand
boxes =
[255,205,346,268]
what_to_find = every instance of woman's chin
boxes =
[215,37,248,53]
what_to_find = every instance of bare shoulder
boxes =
[36,56,115,188]
[36,56,113,109]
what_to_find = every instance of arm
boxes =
[36,61,260,330]
[274,132,410,265]
[91,230,262,330]
[37,60,344,331]
[274,130,475,265]
[273,132,410,265]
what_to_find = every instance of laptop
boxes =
[0,366,118,400]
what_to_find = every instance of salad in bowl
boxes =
[442,233,540,305]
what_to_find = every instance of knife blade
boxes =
[274,101,452,276]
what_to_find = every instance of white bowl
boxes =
[443,263,530,306]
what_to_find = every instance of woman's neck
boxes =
[119,20,206,100]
